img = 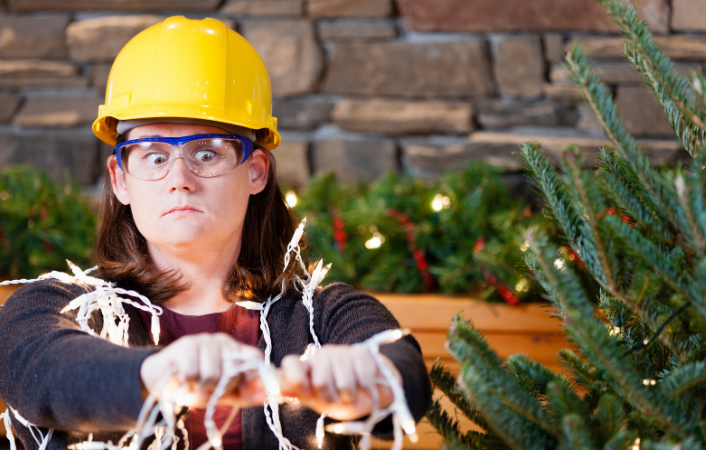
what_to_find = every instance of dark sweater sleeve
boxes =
[0,279,160,433]
[314,283,432,432]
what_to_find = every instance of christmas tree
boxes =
[428,0,706,448]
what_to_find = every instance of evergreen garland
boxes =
[427,0,706,448]
[0,166,95,279]
[293,163,557,303]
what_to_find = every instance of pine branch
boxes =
[564,44,677,228]
[675,174,706,258]
[520,144,615,295]
[519,142,583,246]
[558,414,597,450]
[524,229,593,318]
[545,381,589,429]
[557,349,600,391]
[563,150,619,296]
[425,400,481,450]
[429,362,490,432]
[596,0,706,156]
[596,148,671,240]
[660,360,706,400]
[526,229,693,440]
[595,394,627,445]
[524,252,566,320]
[448,316,558,449]
[602,216,706,333]
[505,354,573,405]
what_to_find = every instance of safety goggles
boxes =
[115,134,255,181]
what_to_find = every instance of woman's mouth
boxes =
[165,206,202,216]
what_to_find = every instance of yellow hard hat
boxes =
[92,16,280,151]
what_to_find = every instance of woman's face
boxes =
[107,123,270,256]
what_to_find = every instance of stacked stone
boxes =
[0,0,700,192]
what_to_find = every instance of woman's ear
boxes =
[249,149,270,195]
[108,155,131,205]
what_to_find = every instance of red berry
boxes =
[473,237,485,253]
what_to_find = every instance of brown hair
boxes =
[94,139,302,304]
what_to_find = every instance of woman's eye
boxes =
[145,153,168,165]
[195,150,217,163]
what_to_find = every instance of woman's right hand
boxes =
[140,333,267,408]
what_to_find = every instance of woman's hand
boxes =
[140,333,267,408]
[280,345,403,421]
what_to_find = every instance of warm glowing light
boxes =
[515,279,529,293]
[432,198,443,211]
[642,379,656,386]
[520,240,530,252]
[609,326,621,336]
[365,232,385,249]
[392,329,403,340]
[211,437,222,448]
[332,424,345,434]
[431,194,451,211]
[554,258,566,270]
[286,191,298,207]
[632,437,641,450]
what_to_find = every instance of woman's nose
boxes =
[167,157,197,191]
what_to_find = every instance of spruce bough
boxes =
[428,0,706,448]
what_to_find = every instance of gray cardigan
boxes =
[0,279,431,450]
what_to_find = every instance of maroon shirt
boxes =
[137,303,260,450]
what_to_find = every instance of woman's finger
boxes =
[331,351,357,404]
[352,348,377,391]
[199,338,222,387]
[311,355,338,404]
[174,339,200,382]
[281,355,311,397]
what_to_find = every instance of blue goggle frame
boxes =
[114,133,256,172]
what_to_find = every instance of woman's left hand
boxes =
[280,345,403,421]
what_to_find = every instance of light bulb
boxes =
[286,191,298,207]
[365,232,384,249]
[432,199,443,211]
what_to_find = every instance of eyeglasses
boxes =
[115,134,255,181]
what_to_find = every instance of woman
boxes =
[0,16,431,450]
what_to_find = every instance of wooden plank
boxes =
[414,330,569,362]
[376,293,563,333]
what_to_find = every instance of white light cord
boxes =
[0,409,16,450]
[3,221,418,450]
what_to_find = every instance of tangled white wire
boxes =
[2,219,417,450]
[0,261,163,450]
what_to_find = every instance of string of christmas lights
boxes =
[1,219,417,450]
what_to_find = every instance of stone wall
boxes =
[0,0,699,193]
